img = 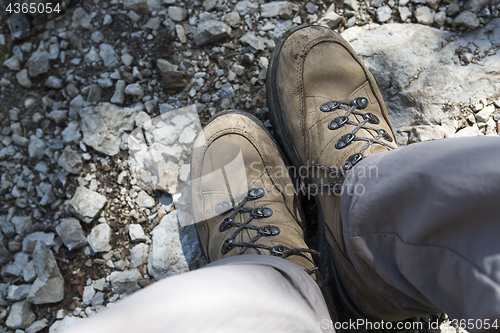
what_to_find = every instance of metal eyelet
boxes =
[259,225,280,236]
[363,113,380,124]
[352,97,369,109]
[378,129,393,142]
[247,188,265,200]
[251,207,273,218]
[320,101,340,112]
[271,245,289,256]
[343,160,353,171]
[335,133,355,149]
[328,116,348,130]
[343,153,363,171]
[221,239,234,254]
[219,218,233,232]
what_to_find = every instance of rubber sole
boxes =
[266,25,377,326]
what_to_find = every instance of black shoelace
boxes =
[216,187,329,287]
[299,97,396,195]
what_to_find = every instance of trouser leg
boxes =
[65,255,333,333]
[340,136,500,328]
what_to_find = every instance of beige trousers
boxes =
[66,255,333,333]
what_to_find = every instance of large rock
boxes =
[56,218,87,251]
[147,211,202,280]
[341,21,500,133]
[68,186,107,223]
[87,223,112,253]
[5,300,35,329]
[80,103,141,156]
[28,242,64,304]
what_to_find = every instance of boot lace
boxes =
[216,187,329,286]
[299,97,396,194]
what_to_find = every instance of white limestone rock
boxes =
[6,300,35,329]
[147,211,202,280]
[130,243,150,268]
[68,186,107,223]
[49,316,85,333]
[108,269,142,294]
[87,223,112,252]
[80,103,141,156]
[341,21,500,132]
[129,224,148,242]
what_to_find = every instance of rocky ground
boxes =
[0,0,499,332]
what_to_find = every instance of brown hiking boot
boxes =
[267,25,398,321]
[191,111,322,280]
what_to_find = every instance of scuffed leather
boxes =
[191,113,316,274]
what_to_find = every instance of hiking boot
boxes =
[191,111,321,280]
[266,25,399,321]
